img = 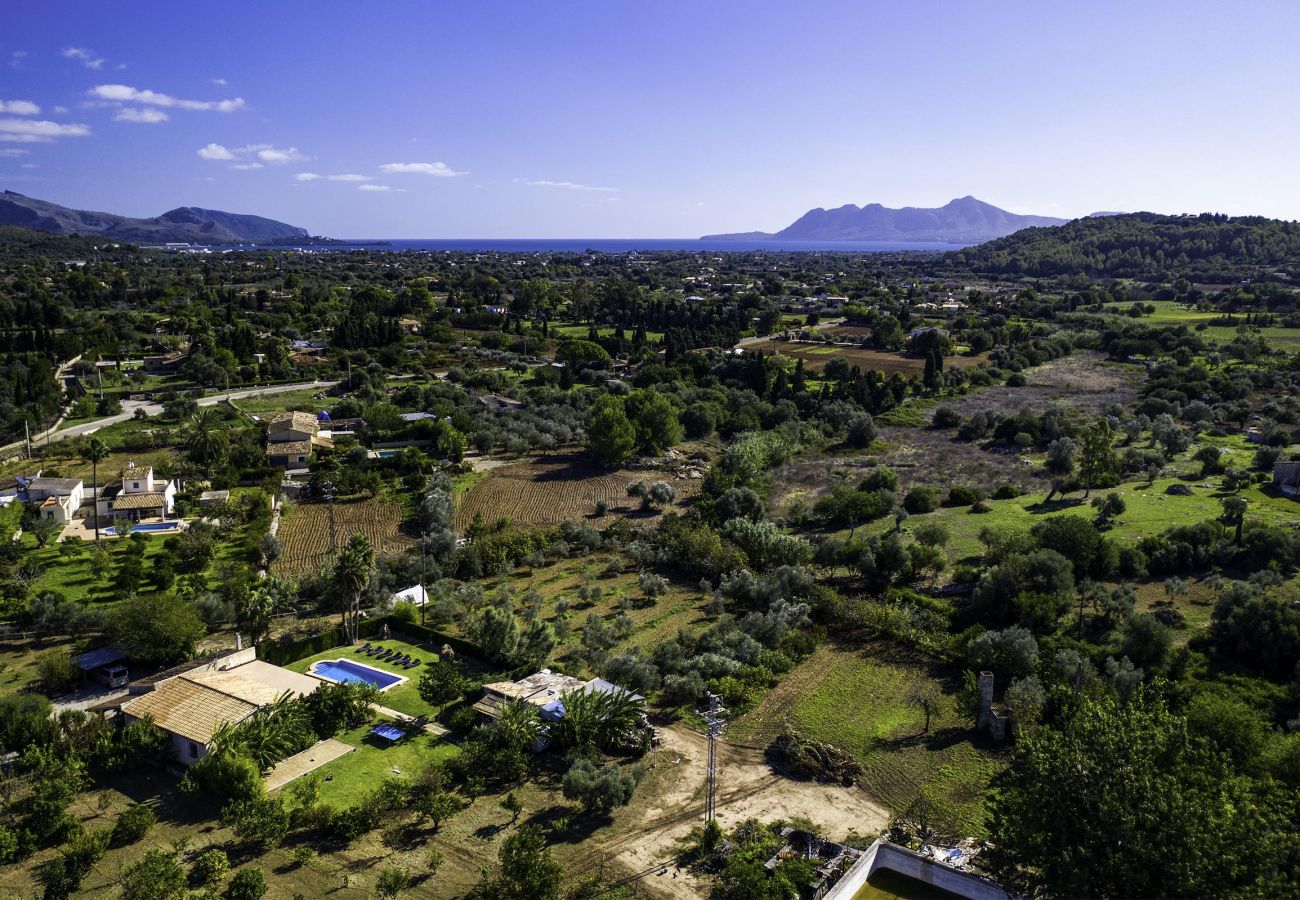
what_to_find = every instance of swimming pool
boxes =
[106,522,181,535]
[309,658,405,690]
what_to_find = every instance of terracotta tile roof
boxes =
[186,670,286,706]
[121,678,258,744]
[111,492,168,510]
[265,440,313,458]
[268,411,319,434]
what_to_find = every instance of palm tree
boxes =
[495,700,541,757]
[185,408,229,468]
[332,532,373,643]
[83,436,109,542]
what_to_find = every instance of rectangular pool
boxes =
[106,522,181,535]
[310,658,404,690]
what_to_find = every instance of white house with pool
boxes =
[96,461,177,526]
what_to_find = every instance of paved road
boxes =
[2,379,339,456]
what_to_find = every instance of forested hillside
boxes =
[954,212,1300,278]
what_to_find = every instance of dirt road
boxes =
[578,724,889,899]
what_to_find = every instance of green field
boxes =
[1102,300,1300,349]
[548,322,666,343]
[874,474,1298,565]
[729,645,1004,835]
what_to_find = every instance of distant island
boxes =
[0,190,317,244]
[702,195,1067,243]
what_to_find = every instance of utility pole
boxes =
[322,480,337,553]
[698,692,727,823]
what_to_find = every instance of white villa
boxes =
[96,462,177,523]
[0,473,86,524]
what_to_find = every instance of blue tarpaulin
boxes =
[371,724,405,743]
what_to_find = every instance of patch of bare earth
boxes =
[574,724,888,899]
[454,451,704,532]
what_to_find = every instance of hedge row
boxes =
[255,615,481,666]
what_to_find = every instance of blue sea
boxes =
[238,238,972,254]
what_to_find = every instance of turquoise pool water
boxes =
[107,522,180,535]
[310,658,402,690]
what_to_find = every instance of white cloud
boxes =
[197,142,234,160]
[62,47,105,70]
[90,84,244,112]
[0,99,40,116]
[0,148,29,157]
[8,51,27,70]
[0,119,91,143]
[199,143,306,168]
[254,146,305,164]
[210,77,227,86]
[379,161,465,177]
[115,107,168,124]
[296,172,370,182]
[525,179,619,193]
[358,184,403,192]
[21,163,36,169]
[53,106,68,115]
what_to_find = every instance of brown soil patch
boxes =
[763,341,987,377]
[454,452,702,532]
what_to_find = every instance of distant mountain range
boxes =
[0,191,310,244]
[702,196,1069,243]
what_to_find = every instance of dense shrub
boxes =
[112,804,156,845]
[902,486,940,514]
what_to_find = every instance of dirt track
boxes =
[577,724,889,899]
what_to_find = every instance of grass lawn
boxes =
[28,536,174,604]
[306,720,461,808]
[0,637,75,693]
[867,471,1300,566]
[236,387,331,418]
[1101,300,1300,350]
[729,644,1005,835]
[548,321,666,343]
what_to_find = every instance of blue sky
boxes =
[2,1,1298,238]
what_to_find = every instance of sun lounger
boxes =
[375,649,393,661]
[405,659,420,670]
[355,642,371,654]
[365,645,384,656]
